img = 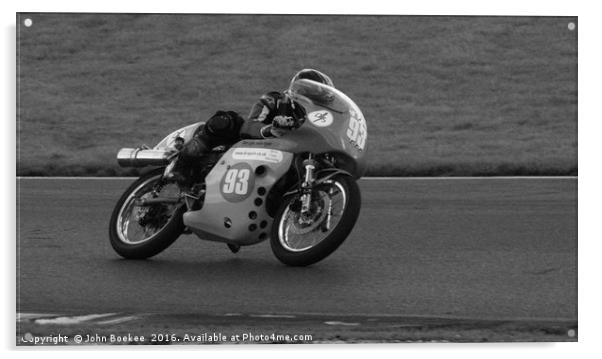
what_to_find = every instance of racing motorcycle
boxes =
[109,79,368,266]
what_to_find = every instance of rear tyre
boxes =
[270,174,361,266]
[109,168,185,259]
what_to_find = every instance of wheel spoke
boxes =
[116,176,181,245]
[278,181,347,252]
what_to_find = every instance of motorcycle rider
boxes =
[172,69,335,184]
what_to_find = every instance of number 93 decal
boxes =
[220,163,255,202]
[346,108,367,151]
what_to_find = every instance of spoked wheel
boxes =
[109,168,185,259]
[270,174,361,266]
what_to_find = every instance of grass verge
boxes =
[17,14,577,177]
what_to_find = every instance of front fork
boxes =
[298,155,334,229]
[299,155,318,224]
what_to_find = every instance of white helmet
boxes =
[290,69,334,88]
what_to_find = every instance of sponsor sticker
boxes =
[308,111,334,127]
[232,148,283,163]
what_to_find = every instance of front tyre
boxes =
[109,168,185,259]
[270,174,361,266]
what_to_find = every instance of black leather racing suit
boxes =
[175,91,305,175]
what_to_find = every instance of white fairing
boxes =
[183,145,294,245]
[154,123,204,150]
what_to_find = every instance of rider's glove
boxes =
[269,115,296,137]
[272,115,296,129]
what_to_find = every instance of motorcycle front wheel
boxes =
[109,168,185,259]
[270,174,361,266]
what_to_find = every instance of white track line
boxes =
[18,312,138,326]
[96,316,139,325]
[17,176,577,180]
[324,321,360,326]
[220,311,576,323]
[18,311,575,325]
[34,313,117,325]
[249,314,297,319]
[17,176,135,180]
[363,176,577,180]
[17,313,60,321]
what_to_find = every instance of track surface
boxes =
[16,178,577,321]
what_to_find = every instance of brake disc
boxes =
[288,192,331,235]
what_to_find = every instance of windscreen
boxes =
[288,79,356,114]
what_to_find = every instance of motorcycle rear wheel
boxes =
[109,168,185,259]
[270,174,361,266]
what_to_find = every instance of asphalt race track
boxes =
[16,177,577,335]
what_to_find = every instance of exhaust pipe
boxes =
[117,148,170,167]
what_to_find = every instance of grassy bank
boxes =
[17,14,577,176]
